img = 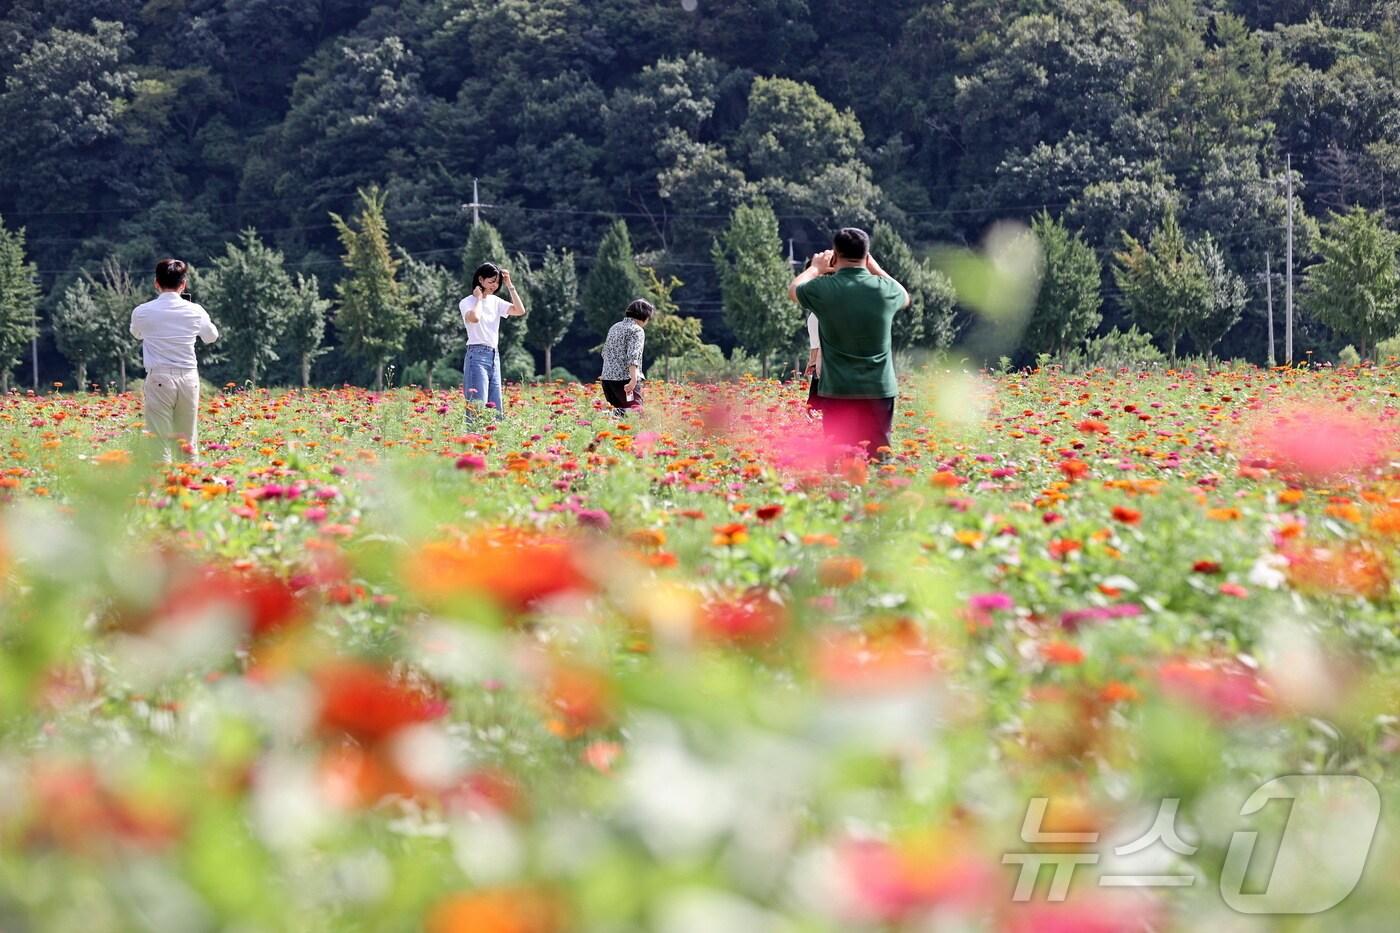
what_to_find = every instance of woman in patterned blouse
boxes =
[599,299,654,414]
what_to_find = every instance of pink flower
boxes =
[455,454,486,471]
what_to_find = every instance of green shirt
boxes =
[795,268,905,399]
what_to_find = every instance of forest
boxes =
[0,0,1398,387]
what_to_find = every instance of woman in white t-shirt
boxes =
[458,261,526,417]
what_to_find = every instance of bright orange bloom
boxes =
[1283,541,1391,600]
[427,888,564,933]
[712,522,749,546]
[1041,641,1084,665]
[1205,507,1242,522]
[405,528,590,613]
[1048,538,1081,559]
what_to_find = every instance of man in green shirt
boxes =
[789,227,910,461]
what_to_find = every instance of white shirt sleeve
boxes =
[807,313,820,350]
[198,308,219,344]
[130,308,143,339]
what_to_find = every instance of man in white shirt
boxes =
[129,258,219,461]
[458,261,526,419]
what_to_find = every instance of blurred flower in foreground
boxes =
[404,527,592,615]
[836,830,996,924]
[1247,404,1392,485]
[1156,658,1272,722]
[1281,540,1391,600]
[426,887,564,933]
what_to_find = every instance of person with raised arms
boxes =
[459,261,526,418]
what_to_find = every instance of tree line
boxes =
[1,1,1399,387]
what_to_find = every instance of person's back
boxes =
[789,227,909,460]
[802,269,902,399]
[130,291,217,371]
[129,258,219,460]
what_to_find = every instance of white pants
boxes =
[143,368,201,460]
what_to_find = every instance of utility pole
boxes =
[465,177,483,227]
[1265,253,1275,367]
[1285,153,1294,365]
[787,238,799,272]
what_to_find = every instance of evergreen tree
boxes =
[204,229,293,387]
[712,199,800,378]
[52,278,106,391]
[524,247,578,378]
[1113,212,1211,359]
[1024,212,1102,360]
[330,186,412,390]
[87,259,141,392]
[581,219,645,338]
[399,254,462,390]
[1304,207,1400,359]
[1189,235,1248,360]
[283,274,330,389]
[0,214,39,392]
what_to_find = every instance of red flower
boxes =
[755,503,784,521]
[701,592,788,646]
[315,662,446,743]
[1110,505,1141,525]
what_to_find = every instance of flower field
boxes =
[3,365,1400,931]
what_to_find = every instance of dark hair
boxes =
[155,258,188,290]
[831,227,870,262]
[625,298,655,322]
[471,262,502,291]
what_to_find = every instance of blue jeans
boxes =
[463,344,503,416]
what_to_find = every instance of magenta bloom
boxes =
[968,592,1014,613]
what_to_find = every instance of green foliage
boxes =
[1113,212,1212,359]
[523,247,579,377]
[1188,235,1249,358]
[278,274,331,389]
[639,267,703,380]
[581,220,645,338]
[0,215,39,390]
[1303,206,1400,358]
[870,222,957,351]
[331,187,412,391]
[460,222,507,294]
[1065,325,1166,371]
[204,230,294,387]
[1023,212,1102,360]
[398,256,463,391]
[51,279,106,390]
[712,199,800,379]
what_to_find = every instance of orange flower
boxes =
[1048,538,1081,560]
[1205,507,1242,522]
[1041,641,1085,665]
[1099,681,1139,703]
[1283,541,1391,600]
[712,522,749,547]
[542,664,613,738]
[953,529,984,548]
[427,887,564,933]
[404,529,590,614]
[1058,459,1089,482]
[818,555,866,588]
[626,528,667,549]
